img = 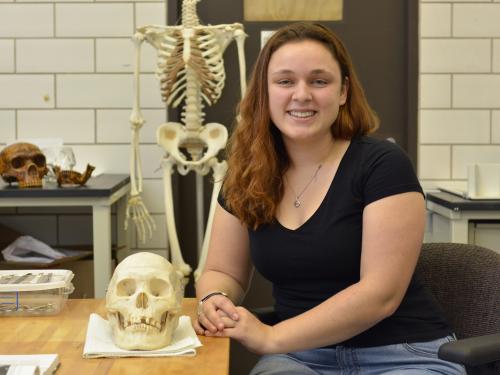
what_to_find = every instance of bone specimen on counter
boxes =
[105,252,184,350]
[52,164,95,186]
[0,142,48,188]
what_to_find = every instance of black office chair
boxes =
[253,242,500,374]
[415,242,500,374]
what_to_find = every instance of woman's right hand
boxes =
[194,294,240,335]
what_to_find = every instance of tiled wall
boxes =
[419,0,500,190]
[0,0,168,255]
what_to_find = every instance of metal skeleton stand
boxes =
[126,0,247,282]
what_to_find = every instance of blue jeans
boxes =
[250,335,466,375]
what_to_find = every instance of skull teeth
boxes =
[18,179,43,188]
[115,312,169,332]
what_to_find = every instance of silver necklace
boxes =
[287,164,323,208]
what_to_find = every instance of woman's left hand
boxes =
[205,306,276,354]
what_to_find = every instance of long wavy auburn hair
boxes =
[223,22,380,230]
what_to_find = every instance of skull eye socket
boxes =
[11,157,26,169]
[149,278,169,297]
[116,279,136,296]
[33,154,46,167]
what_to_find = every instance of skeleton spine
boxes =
[182,69,203,130]
[182,0,200,28]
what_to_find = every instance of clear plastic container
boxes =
[0,269,74,316]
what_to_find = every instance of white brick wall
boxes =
[494,40,500,72]
[419,0,500,190]
[57,74,132,108]
[454,75,500,108]
[419,145,451,180]
[419,110,490,144]
[420,39,490,73]
[0,0,167,254]
[420,75,451,108]
[0,40,14,72]
[136,2,167,26]
[0,75,55,108]
[0,5,53,37]
[56,74,163,108]
[17,39,94,73]
[420,3,451,37]
[0,111,16,142]
[492,111,500,142]
[17,110,95,143]
[56,4,133,37]
[454,4,500,37]
[96,39,158,73]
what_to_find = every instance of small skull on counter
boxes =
[0,142,48,188]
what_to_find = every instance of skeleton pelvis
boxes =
[156,122,227,165]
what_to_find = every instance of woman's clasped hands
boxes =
[194,295,276,354]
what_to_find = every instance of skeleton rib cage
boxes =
[140,24,243,128]
[159,28,226,107]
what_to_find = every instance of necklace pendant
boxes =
[287,162,323,209]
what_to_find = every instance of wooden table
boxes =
[0,299,229,374]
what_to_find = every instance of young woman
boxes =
[195,22,465,374]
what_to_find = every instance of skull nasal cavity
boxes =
[28,164,38,175]
[136,292,149,308]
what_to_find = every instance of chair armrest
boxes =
[438,333,500,367]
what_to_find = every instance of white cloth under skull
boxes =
[105,252,184,350]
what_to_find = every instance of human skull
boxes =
[106,252,184,350]
[0,142,48,188]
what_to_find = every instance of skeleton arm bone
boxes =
[125,31,156,241]
[129,32,145,198]
[234,28,247,97]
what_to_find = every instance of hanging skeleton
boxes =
[126,0,247,281]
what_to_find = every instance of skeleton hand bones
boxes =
[125,194,156,243]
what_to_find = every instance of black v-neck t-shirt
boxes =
[221,136,451,347]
